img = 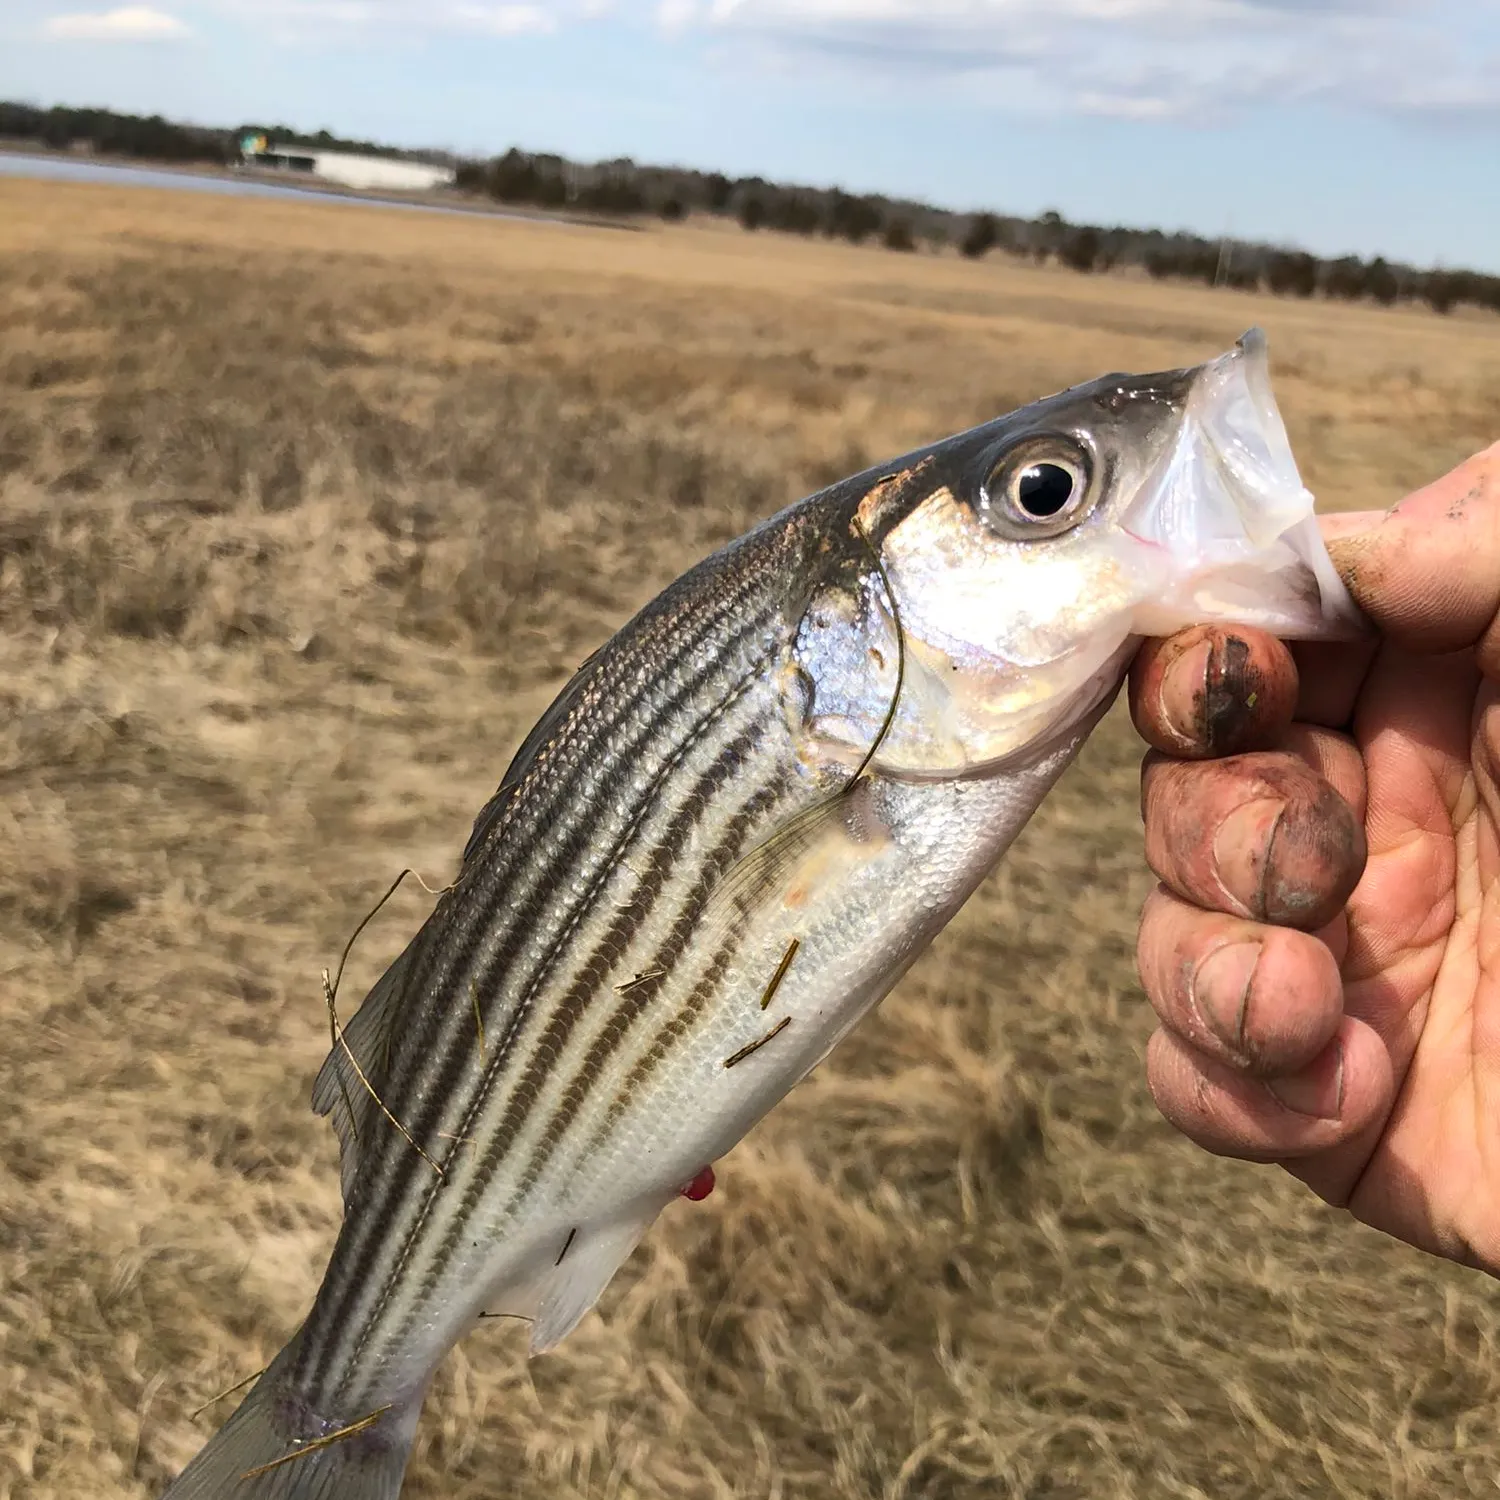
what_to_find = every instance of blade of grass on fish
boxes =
[188,1366,267,1421]
[759,938,799,1011]
[723,1016,793,1070]
[470,979,485,1056]
[324,866,452,1021]
[614,968,667,995]
[321,867,453,1181]
[238,1404,394,1481]
[846,514,907,790]
[322,967,447,1182]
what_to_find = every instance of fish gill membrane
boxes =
[159,329,1360,1500]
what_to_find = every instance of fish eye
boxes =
[980,438,1094,540]
[1014,462,1079,519]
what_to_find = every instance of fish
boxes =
[160,328,1361,1498]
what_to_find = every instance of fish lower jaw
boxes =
[872,643,1136,785]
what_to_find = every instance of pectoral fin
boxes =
[699,776,888,940]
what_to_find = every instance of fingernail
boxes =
[1267,1042,1344,1120]
[1190,941,1261,1052]
[1211,797,1285,918]
[1159,636,1213,748]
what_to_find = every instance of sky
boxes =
[2,0,1498,273]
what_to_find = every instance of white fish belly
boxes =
[545,729,1094,1235]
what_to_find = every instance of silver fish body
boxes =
[161,331,1360,1499]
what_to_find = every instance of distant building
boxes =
[239,135,454,193]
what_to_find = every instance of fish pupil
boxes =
[1016,463,1075,518]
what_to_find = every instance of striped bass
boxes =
[162,330,1359,1498]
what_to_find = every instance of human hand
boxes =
[1131,443,1500,1272]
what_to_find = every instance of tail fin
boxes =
[161,1345,416,1500]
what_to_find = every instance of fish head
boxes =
[795,328,1364,778]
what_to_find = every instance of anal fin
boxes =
[525,1204,665,1355]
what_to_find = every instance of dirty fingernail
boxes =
[1158,635,1214,749]
[1211,797,1285,918]
[1267,1042,1344,1120]
[1214,778,1364,931]
[1191,941,1261,1053]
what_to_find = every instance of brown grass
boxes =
[4,175,1500,1500]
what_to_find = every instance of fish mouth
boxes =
[1124,329,1366,642]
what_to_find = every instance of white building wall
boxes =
[282,150,454,192]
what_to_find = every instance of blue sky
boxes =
[3,0,1498,273]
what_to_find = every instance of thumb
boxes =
[1319,441,1500,658]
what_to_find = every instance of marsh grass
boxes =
[3,178,1500,1499]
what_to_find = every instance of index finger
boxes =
[1132,443,1500,756]
[1329,442,1500,665]
[1130,625,1298,758]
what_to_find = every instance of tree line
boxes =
[0,102,448,169]
[0,101,232,165]
[4,101,1495,317]
[459,151,1499,316]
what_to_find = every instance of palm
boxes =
[1133,446,1500,1277]
[1295,646,1500,1269]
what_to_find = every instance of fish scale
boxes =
[160,330,1363,1499]
[298,520,823,1399]
[396,563,797,1126]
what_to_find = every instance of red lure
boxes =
[679,1166,716,1202]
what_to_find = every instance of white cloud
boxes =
[178,0,562,37]
[195,0,584,37]
[445,1,552,31]
[674,0,1500,122]
[43,4,189,36]
[75,0,1493,120]
[657,0,696,29]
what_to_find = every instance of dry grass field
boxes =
[4,175,1500,1500]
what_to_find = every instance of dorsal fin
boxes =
[311,934,421,1205]
[313,648,611,1199]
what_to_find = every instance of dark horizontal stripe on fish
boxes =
[379,594,778,1146]
[574,921,747,1170]
[310,655,782,1386]
[498,777,788,1212]
[306,602,779,1353]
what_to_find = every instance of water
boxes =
[0,151,570,226]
